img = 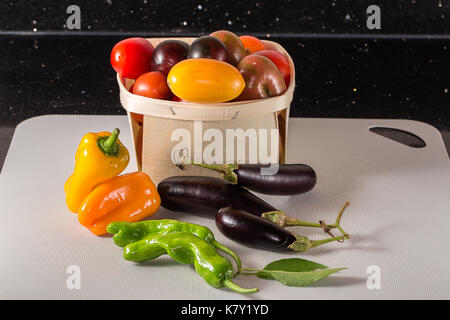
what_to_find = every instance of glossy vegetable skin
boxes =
[107,219,242,273]
[187,36,228,61]
[194,163,316,195]
[236,55,286,101]
[252,49,291,87]
[151,39,190,74]
[110,38,154,79]
[133,71,172,100]
[167,58,245,103]
[114,231,258,293]
[78,171,160,235]
[217,207,296,251]
[210,30,245,66]
[239,35,266,55]
[157,176,277,217]
[65,128,129,213]
[217,208,350,252]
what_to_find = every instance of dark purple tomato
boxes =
[210,30,245,66]
[151,40,190,75]
[187,36,228,61]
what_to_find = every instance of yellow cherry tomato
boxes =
[167,58,245,103]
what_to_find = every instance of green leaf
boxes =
[258,268,347,287]
[256,258,328,280]
[248,258,347,287]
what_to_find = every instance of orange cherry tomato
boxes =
[239,35,266,55]
[167,58,245,103]
[131,112,143,126]
[133,71,172,100]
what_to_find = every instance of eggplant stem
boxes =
[289,232,350,252]
[191,163,239,184]
[263,201,351,239]
[326,201,350,238]
[309,234,350,248]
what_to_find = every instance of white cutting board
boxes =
[0,115,449,300]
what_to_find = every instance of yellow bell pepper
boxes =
[65,128,130,213]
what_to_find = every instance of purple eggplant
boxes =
[157,176,276,218]
[192,163,317,195]
[158,176,350,236]
[216,207,350,252]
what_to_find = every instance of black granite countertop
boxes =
[1,0,450,169]
[2,0,450,34]
[0,34,449,170]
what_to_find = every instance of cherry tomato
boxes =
[151,40,190,74]
[252,49,291,87]
[171,94,182,102]
[131,112,143,126]
[110,38,154,79]
[239,35,266,55]
[187,36,228,61]
[210,30,245,66]
[133,71,172,100]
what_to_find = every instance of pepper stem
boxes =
[212,240,242,275]
[223,279,259,294]
[191,163,239,184]
[97,128,120,157]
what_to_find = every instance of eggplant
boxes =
[157,176,277,218]
[216,207,350,252]
[158,176,350,232]
[192,163,317,195]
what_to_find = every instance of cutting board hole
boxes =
[369,127,426,148]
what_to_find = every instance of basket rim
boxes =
[117,37,295,120]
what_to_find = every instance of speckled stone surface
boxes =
[1,0,449,169]
[1,36,449,128]
[1,0,449,34]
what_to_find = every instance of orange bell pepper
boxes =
[77,171,160,236]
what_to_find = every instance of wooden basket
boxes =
[117,37,295,183]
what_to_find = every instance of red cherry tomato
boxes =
[110,38,154,79]
[133,71,172,100]
[172,94,182,102]
[252,49,291,87]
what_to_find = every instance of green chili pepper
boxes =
[107,219,242,274]
[119,231,258,294]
